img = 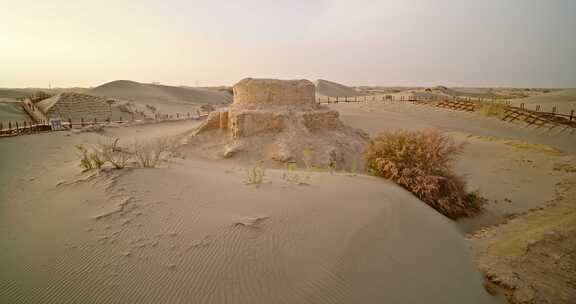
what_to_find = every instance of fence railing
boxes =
[0,112,209,138]
[316,95,574,122]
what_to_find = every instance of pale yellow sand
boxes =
[3,99,574,303]
[330,101,576,231]
[314,79,360,97]
[90,80,232,114]
[0,121,494,304]
[510,88,576,115]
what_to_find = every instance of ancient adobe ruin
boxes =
[189,78,369,170]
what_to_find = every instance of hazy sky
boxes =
[1,0,575,88]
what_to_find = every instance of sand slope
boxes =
[0,101,29,123]
[90,80,232,114]
[511,88,576,115]
[315,79,359,97]
[0,122,494,304]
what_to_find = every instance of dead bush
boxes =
[365,130,484,219]
[96,138,131,169]
[75,137,174,171]
[129,138,173,168]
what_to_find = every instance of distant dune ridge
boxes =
[511,88,576,115]
[314,79,360,97]
[91,80,233,105]
[515,88,576,104]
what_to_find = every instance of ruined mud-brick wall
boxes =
[197,78,347,139]
[41,93,112,122]
[192,78,369,169]
[228,109,286,138]
[233,78,316,107]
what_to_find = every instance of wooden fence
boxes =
[0,112,208,138]
[316,95,575,129]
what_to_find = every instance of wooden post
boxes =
[336,96,339,103]
[570,110,574,121]
[9,122,12,132]
[81,117,84,127]
[0,122,3,132]
[16,121,19,132]
[68,118,72,128]
[552,106,556,113]
[355,96,357,102]
[177,113,179,119]
[521,103,524,109]
[120,116,123,123]
[131,113,135,121]
[94,117,97,125]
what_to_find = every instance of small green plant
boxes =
[349,158,358,176]
[75,144,104,171]
[246,163,265,185]
[302,148,313,170]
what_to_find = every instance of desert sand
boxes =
[0,121,495,304]
[314,79,360,98]
[1,79,575,304]
[90,80,232,115]
[510,88,576,115]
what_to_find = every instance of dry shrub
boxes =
[75,137,174,171]
[129,138,173,168]
[97,138,130,169]
[365,130,484,219]
[246,163,265,186]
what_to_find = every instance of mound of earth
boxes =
[36,92,112,122]
[184,78,369,170]
[315,79,360,97]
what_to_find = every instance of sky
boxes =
[1,0,575,88]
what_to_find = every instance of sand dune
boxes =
[2,95,574,303]
[0,121,494,304]
[315,79,360,97]
[90,80,232,114]
[91,80,232,104]
[0,89,32,99]
[434,87,502,99]
[511,88,576,115]
[0,101,29,123]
